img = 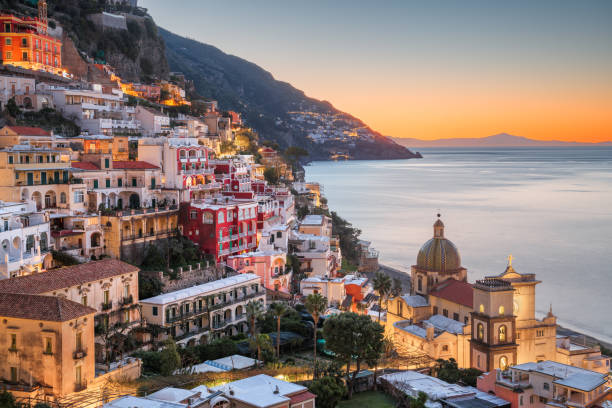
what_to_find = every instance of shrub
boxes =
[308,376,346,408]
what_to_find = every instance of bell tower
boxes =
[38,0,48,34]
[470,278,518,372]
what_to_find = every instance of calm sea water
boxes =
[305,147,612,343]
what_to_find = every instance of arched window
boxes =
[477,323,484,341]
[60,192,66,204]
[499,325,507,342]
[218,212,224,224]
[479,304,485,313]
[179,150,186,158]
[499,356,508,371]
[499,305,505,315]
[417,276,423,292]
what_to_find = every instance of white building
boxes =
[140,273,265,346]
[135,106,170,136]
[44,84,140,135]
[300,276,346,307]
[289,231,340,278]
[0,201,51,279]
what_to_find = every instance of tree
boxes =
[305,293,327,378]
[264,167,280,185]
[391,277,403,297]
[323,312,384,398]
[373,272,392,322]
[246,300,264,338]
[431,358,483,387]
[0,391,16,408]
[159,339,181,376]
[284,146,309,169]
[308,376,346,408]
[5,98,20,117]
[249,333,273,363]
[270,302,289,358]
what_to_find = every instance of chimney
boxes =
[425,323,434,341]
[273,385,280,394]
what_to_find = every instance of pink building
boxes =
[227,250,292,293]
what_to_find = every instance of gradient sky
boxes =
[141,0,612,142]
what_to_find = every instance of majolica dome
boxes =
[416,217,462,273]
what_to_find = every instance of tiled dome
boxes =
[416,218,461,272]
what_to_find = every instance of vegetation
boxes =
[246,300,264,338]
[159,340,182,376]
[249,333,273,363]
[51,250,81,266]
[337,391,395,408]
[263,167,280,185]
[323,312,385,398]
[308,376,346,408]
[305,293,327,378]
[431,358,483,387]
[373,272,391,322]
[140,234,202,271]
[138,272,164,299]
[271,303,289,358]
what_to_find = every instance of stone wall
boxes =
[142,263,229,293]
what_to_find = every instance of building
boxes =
[411,216,467,296]
[393,315,471,368]
[357,240,379,273]
[386,294,431,334]
[0,74,38,110]
[179,197,258,263]
[104,374,316,408]
[477,360,611,408]
[135,106,170,136]
[343,275,374,312]
[0,259,140,362]
[289,231,340,278]
[556,336,611,375]
[227,250,292,293]
[100,205,179,262]
[380,370,509,408]
[50,213,106,262]
[0,144,87,214]
[82,134,130,161]
[140,273,265,346]
[300,276,346,307]
[298,214,332,238]
[0,125,54,147]
[138,137,219,202]
[429,278,473,326]
[46,84,140,135]
[0,3,63,75]
[0,292,96,399]
[0,200,51,279]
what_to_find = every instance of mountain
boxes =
[160,28,418,161]
[393,133,612,148]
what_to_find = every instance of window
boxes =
[124,310,130,323]
[453,312,459,321]
[118,178,122,187]
[104,158,110,168]
[499,355,508,370]
[190,210,198,220]
[75,332,82,351]
[5,38,11,45]
[479,304,485,313]
[520,396,523,406]
[81,296,87,306]
[5,51,11,60]
[499,325,507,342]
[499,305,505,315]
[442,345,449,352]
[44,337,53,354]
[10,333,17,350]
[543,383,550,391]
[93,179,99,189]
[433,306,438,315]
[21,38,27,47]
[22,51,28,61]
[397,301,403,317]
[74,190,84,203]
[477,323,484,340]
[277,231,282,238]
[151,178,156,188]
[105,179,110,188]
[103,290,110,304]
[131,178,137,187]
[443,309,448,317]
[124,284,130,298]
[417,276,422,292]
[60,192,66,204]
[8,155,13,164]
[10,367,17,382]
[464,316,469,325]
[152,306,158,316]
[218,212,225,223]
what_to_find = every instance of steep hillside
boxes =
[160,28,418,161]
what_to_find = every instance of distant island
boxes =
[393,133,612,148]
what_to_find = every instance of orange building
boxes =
[0,1,62,75]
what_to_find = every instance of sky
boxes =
[140,0,612,142]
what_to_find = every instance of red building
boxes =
[0,1,62,75]
[179,197,259,263]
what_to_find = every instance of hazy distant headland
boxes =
[393,133,612,148]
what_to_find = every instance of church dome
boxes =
[416,217,462,273]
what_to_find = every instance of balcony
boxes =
[175,325,210,342]
[73,349,87,360]
[101,301,113,311]
[74,382,87,392]
[208,292,262,312]
[166,308,207,324]
[120,295,133,306]
[212,314,246,330]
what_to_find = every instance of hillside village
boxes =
[0,1,609,408]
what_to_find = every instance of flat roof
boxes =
[211,374,307,408]
[140,273,260,305]
[512,361,607,392]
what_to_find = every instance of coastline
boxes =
[374,263,612,351]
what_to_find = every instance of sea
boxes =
[305,147,612,344]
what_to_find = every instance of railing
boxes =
[212,314,246,330]
[120,295,133,306]
[101,301,112,311]
[122,228,178,241]
[166,308,207,323]
[73,349,86,360]
[208,292,262,311]
[74,382,87,392]
[175,325,210,341]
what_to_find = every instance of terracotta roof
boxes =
[429,278,474,308]
[113,161,159,170]
[72,161,100,170]
[289,391,316,404]
[0,293,96,321]
[0,259,139,295]
[5,126,51,136]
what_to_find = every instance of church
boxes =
[387,216,609,374]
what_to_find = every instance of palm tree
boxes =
[305,293,327,378]
[245,300,263,338]
[373,271,391,322]
[270,302,288,358]
[249,333,272,364]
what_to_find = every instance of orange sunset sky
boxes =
[143,0,612,142]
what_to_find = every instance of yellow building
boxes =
[83,135,130,161]
[0,292,96,399]
[0,126,54,148]
[385,294,431,336]
[0,145,87,213]
[100,206,179,263]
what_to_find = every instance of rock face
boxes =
[160,28,419,161]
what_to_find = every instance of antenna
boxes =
[507,254,513,267]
